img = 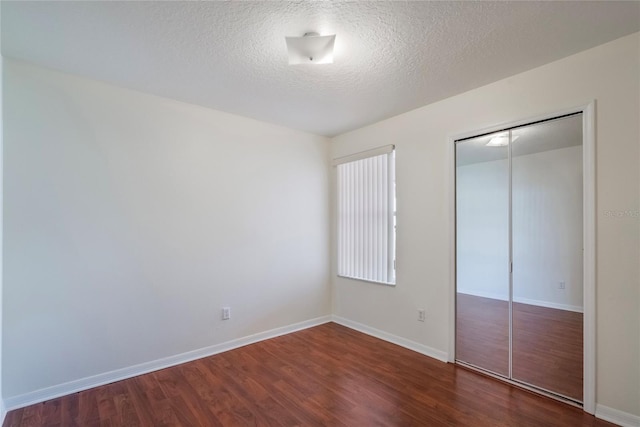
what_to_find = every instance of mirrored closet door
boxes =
[455,113,584,403]
[455,132,510,377]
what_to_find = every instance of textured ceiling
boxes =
[2,1,639,137]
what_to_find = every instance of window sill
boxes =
[337,274,396,287]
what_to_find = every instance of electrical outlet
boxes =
[418,309,426,322]
[558,281,566,290]
[222,307,231,320]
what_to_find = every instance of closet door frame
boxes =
[447,101,596,414]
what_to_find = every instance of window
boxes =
[334,145,396,285]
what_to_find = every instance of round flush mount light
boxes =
[285,32,336,65]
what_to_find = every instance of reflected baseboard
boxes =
[456,289,583,313]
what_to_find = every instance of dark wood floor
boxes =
[5,322,607,427]
[456,293,583,401]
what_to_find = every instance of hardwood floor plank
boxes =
[255,340,367,426]
[110,381,141,427]
[286,331,449,419]
[158,366,222,427]
[4,322,612,427]
[209,353,299,427]
[177,363,238,426]
[96,385,118,422]
[58,395,78,427]
[78,388,101,425]
[2,407,23,427]
[123,378,157,426]
[39,399,62,426]
[126,375,175,426]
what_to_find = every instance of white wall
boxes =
[457,146,583,312]
[331,33,639,417]
[2,60,331,398]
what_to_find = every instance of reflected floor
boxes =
[456,293,583,401]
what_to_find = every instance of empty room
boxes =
[1,1,639,426]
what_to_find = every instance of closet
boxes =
[454,113,584,403]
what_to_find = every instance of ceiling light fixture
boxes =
[285,32,336,65]
[486,134,520,147]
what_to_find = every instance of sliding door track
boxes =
[455,360,583,409]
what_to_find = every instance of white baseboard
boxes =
[457,289,583,313]
[596,404,640,427]
[331,315,448,363]
[3,315,332,411]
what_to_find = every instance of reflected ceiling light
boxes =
[285,32,336,65]
[486,134,520,147]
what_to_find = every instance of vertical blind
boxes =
[335,146,395,285]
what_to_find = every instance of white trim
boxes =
[0,6,5,425]
[332,144,394,166]
[448,135,457,363]
[332,315,448,362]
[448,102,597,413]
[508,129,514,379]
[596,404,640,427]
[456,289,584,313]
[582,101,597,415]
[3,315,332,411]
